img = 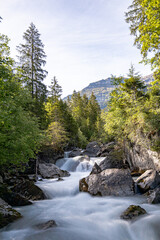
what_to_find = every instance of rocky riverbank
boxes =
[1,140,160,229]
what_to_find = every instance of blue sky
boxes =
[1,0,152,97]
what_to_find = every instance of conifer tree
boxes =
[17,23,48,129]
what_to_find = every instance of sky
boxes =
[0,0,152,97]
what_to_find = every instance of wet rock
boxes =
[90,163,101,175]
[68,149,83,157]
[0,198,22,228]
[83,141,100,157]
[79,169,134,196]
[39,163,70,179]
[120,205,147,220]
[148,187,160,204]
[12,180,46,201]
[136,170,160,193]
[35,220,57,230]
[0,184,32,206]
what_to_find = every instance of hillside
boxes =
[64,74,154,109]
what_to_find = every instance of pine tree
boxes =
[17,23,48,129]
[48,76,62,102]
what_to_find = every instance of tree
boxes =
[0,34,42,167]
[48,76,62,102]
[17,22,47,98]
[125,0,160,69]
[17,23,48,129]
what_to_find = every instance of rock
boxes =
[136,170,160,193]
[38,147,64,164]
[83,141,100,157]
[35,220,57,230]
[97,142,115,157]
[148,187,160,204]
[12,180,46,201]
[120,205,147,220]
[90,163,101,175]
[0,183,32,206]
[0,198,22,228]
[79,169,134,196]
[68,149,83,157]
[125,141,160,172]
[39,163,70,179]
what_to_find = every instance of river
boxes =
[1,155,160,240]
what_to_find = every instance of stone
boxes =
[125,142,160,172]
[82,141,100,157]
[12,180,46,201]
[0,198,22,228]
[97,142,115,157]
[35,220,57,230]
[79,168,134,196]
[148,187,160,204]
[90,163,101,175]
[39,163,70,179]
[120,205,147,220]
[136,170,160,193]
[68,149,83,157]
[0,183,32,206]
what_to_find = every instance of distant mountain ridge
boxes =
[64,74,154,109]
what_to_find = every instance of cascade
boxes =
[1,156,160,240]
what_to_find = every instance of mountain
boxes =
[64,74,154,109]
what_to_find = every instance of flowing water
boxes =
[1,156,160,240]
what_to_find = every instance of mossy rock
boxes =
[0,198,22,228]
[120,205,147,220]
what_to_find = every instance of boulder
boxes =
[82,141,100,157]
[136,170,160,193]
[79,168,134,196]
[99,156,125,171]
[0,198,22,228]
[120,205,147,220]
[68,149,83,158]
[39,163,70,179]
[0,184,32,206]
[12,180,46,201]
[148,187,160,204]
[35,220,57,230]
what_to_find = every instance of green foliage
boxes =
[68,91,104,143]
[125,0,160,69]
[0,34,42,166]
[77,128,88,149]
[45,121,69,152]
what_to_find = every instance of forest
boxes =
[0,0,160,170]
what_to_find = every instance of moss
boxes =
[120,205,147,220]
[0,208,22,228]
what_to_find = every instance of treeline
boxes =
[0,24,104,167]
